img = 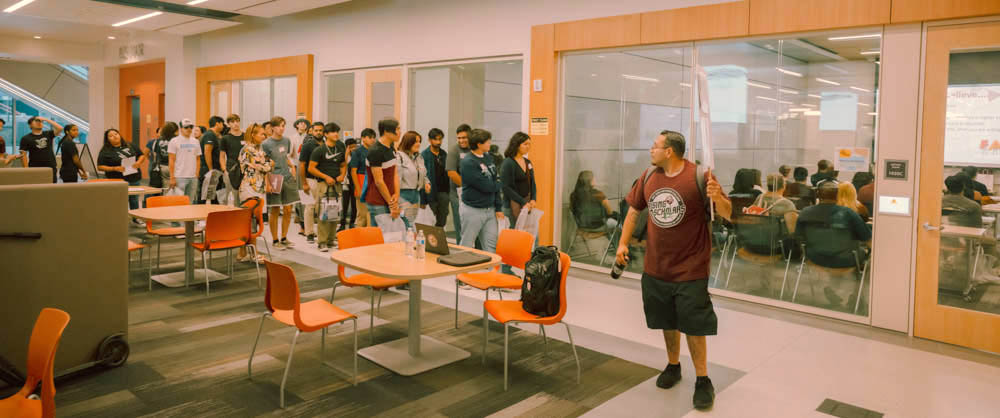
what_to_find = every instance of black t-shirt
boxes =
[310,140,347,180]
[150,138,171,167]
[97,143,142,182]
[0,136,6,155]
[220,133,244,170]
[431,148,449,191]
[59,138,78,176]
[19,130,56,167]
[299,136,320,179]
[200,130,222,172]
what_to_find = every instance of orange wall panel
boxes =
[640,1,749,44]
[195,54,313,126]
[554,14,641,51]
[530,24,557,245]
[748,0,890,35]
[119,62,165,147]
[891,0,1000,23]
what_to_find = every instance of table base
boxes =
[358,336,470,376]
[151,270,230,288]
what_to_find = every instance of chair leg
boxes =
[497,288,504,301]
[369,288,376,345]
[249,246,262,288]
[330,282,341,303]
[855,262,868,314]
[792,252,807,302]
[280,330,301,409]
[203,251,211,296]
[564,323,581,384]
[503,322,509,392]
[714,235,732,287]
[455,279,460,329]
[779,251,792,300]
[540,325,547,356]
[248,313,269,379]
[482,303,488,364]
[156,235,162,271]
[724,242,739,289]
[377,289,383,314]
[352,319,358,386]
[228,248,233,279]
[321,327,326,362]
[260,237,273,260]
[147,244,154,291]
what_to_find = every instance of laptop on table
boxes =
[415,223,493,267]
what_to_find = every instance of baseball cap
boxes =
[180,118,194,129]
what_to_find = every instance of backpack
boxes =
[520,245,561,317]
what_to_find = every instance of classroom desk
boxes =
[330,242,501,376]
[941,225,988,283]
[129,204,240,288]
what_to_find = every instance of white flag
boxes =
[695,51,714,170]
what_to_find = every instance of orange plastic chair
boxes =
[191,209,254,295]
[0,308,71,418]
[127,240,150,284]
[334,227,409,344]
[241,197,271,261]
[248,261,357,409]
[455,229,534,328]
[144,195,203,286]
[482,251,579,391]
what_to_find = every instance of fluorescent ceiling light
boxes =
[779,100,793,105]
[789,108,810,112]
[828,33,881,41]
[804,111,821,116]
[746,81,772,89]
[857,102,871,107]
[801,103,817,108]
[590,73,597,77]
[850,86,872,93]
[815,77,840,86]
[824,64,848,74]
[808,94,822,99]
[867,112,878,116]
[622,74,659,83]
[32,35,41,39]
[779,88,799,95]
[107,36,116,40]
[776,67,802,77]
[112,11,162,27]
[860,50,881,55]
[679,82,692,88]
[757,96,777,102]
[187,0,209,4]
[3,0,36,13]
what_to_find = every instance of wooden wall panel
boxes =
[530,24,557,246]
[891,0,1000,24]
[641,1,749,44]
[748,0,890,35]
[554,14,640,51]
[195,55,313,126]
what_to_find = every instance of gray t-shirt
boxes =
[445,142,470,194]
[754,194,797,218]
[262,137,295,180]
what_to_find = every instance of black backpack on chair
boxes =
[520,246,561,317]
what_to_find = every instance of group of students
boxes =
[1,116,90,183]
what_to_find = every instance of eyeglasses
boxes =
[182,125,193,129]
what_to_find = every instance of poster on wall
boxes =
[834,147,871,172]
[944,84,1000,168]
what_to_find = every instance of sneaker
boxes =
[693,377,715,410]
[273,240,285,250]
[307,234,316,243]
[318,243,328,252]
[656,364,681,389]
[281,238,295,248]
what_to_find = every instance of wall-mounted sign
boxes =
[533,79,542,92]
[118,43,145,60]
[834,147,871,172]
[885,159,908,180]
[530,117,548,136]
[878,195,911,216]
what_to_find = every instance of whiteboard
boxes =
[944,84,1000,168]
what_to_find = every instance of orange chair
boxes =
[241,197,271,261]
[191,209,255,295]
[482,252,578,391]
[128,240,150,282]
[145,195,203,288]
[0,308,71,418]
[334,227,409,344]
[248,261,358,409]
[455,229,534,328]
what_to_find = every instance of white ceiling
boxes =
[157,0,352,18]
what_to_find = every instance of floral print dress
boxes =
[239,144,273,195]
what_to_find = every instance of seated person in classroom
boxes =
[570,170,617,234]
[810,159,837,186]
[853,171,875,214]
[784,166,816,207]
[730,168,762,200]
[837,182,871,223]
[962,166,991,200]
[796,181,872,269]
[942,173,983,228]
[753,173,798,233]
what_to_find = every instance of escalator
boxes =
[0,77,95,176]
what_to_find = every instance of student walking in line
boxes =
[422,128,450,228]
[446,124,472,238]
[199,116,225,204]
[339,137,360,231]
[499,132,537,274]
[143,126,162,186]
[168,119,202,204]
[307,122,347,251]
[350,128,376,228]
[262,116,300,250]
[299,121,324,243]
[237,122,273,262]
[97,128,146,210]
[615,130,732,411]
[153,123,177,195]
[397,130,431,228]
[219,114,244,206]
[58,124,88,183]
[365,119,402,225]
[458,128,504,254]
[289,118,311,235]
[18,116,63,183]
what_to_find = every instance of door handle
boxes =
[0,232,42,239]
[922,222,939,231]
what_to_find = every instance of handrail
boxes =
[0,76,89,130]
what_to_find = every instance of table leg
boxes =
[185,221,195,287]
[409,280,422,356]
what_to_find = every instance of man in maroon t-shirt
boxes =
[616,130,732,410]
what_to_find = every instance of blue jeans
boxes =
[450,191,462,239]
[368,203,410,229]
[459,203,498,254]
[128,178,142,210]
[175,177,198,205]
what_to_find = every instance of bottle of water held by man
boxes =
[416,230,426,260]
[610,255,628,279]
[404,227,414,257]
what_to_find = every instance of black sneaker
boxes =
[656,364,681,389]
[693,376,715,410]
[307,234,316,243]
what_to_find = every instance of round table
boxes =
[128,186,164,208]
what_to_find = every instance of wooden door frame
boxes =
[364,68,402,128]
[915,20,1000,353]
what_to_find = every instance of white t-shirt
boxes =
[287,131,304,161]
[168,135,202,178]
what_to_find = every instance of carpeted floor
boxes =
[20,232,658,417]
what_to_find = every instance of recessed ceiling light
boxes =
[3,0,36,13]
[779,88,799,95]
[746,81,772,90]
[112,11,162,27]
[622,74,659,83]
[860,50,881,55]
[850,86,872,93]
[828,33,881,41]
[107,36,116,40]
[187,0,208,5]
[867,112,878,116]
[815,77,840,86]
[590,73,597,77]
[32,35,41,39]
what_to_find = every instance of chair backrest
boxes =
[241,197,265,240]
[145,195,191,232]
[551,252,572,322]
[25,308,70,418]
[733,213,784,255]
[798,220,862,267]
[203,209,251,249]
[336,227,384,280]
[496,229,534,269]
[264,261,305,330]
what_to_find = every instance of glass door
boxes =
[364,68,401,127]
[915,20,1000,353]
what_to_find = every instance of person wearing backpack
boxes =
[615,130,732,410]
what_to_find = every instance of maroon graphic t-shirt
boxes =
[625,161,711,282]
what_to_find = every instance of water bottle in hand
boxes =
[611,255,628,279]
[416,230,426,260]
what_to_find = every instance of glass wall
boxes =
[210,76,298,127]
[326,73,355,133]
[560,29,881,317]
[0,84,90,160]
